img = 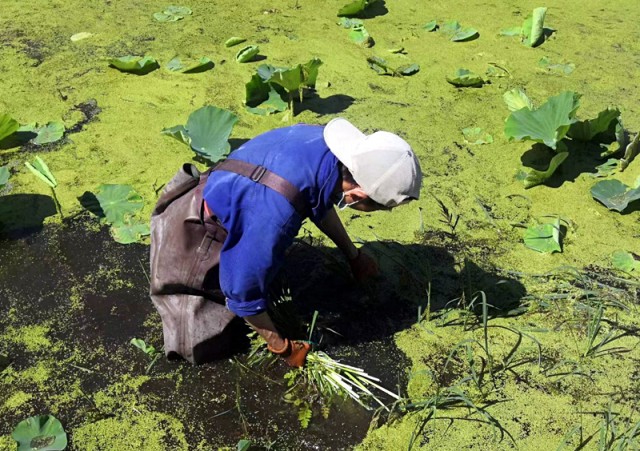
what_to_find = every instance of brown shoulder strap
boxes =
[212,159,308,218]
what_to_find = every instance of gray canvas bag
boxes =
[149,164,237,364]
[149,161,307,364]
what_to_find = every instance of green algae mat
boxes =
[1,0,640,449]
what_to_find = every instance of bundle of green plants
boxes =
[247,279,399,427]
[503,88,625,188]
[244,58,323,116]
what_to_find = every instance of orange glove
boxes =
[268,338,311,368]
[348,249,380,282]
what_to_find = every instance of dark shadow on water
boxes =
[0,193,56,239]
[520,140,609,188]
[297,93,355,116]
[77,191,104,218]
[358,0,388,18]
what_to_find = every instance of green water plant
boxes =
[423,20,479,41]
[131,338,161,373]
[165,56,213,73]
[611,250,640,273]
[0,165,9,190]
[338,18,373,47]
[367,56,419,76]
[621,132,639,171]
[12,415,67,451]
[235,45,260,63]
[337,0,378,17]
[245,59,323,116]
[161,105,238,162]
[523,217,563,253]
[153,5,192,22]
[538,56,575,75]
[462,127,493,145]
[500,7,548,47]
[0,113,19,143]
[25,156,63,218]
[446,69,485,87]
[224,36,246,47]
[109,56,159,74]
[504,89,623,188]
[591,179,640,212]
[82,184,150,244]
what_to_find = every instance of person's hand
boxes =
[268,338,311,368]
[348,249,380,282]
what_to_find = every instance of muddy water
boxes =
[0,218,417,449]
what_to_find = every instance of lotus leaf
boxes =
[591,179,640,212]
[153,12,181,22]
[12,415,67,451]
[237,440,252,451]
[397,64,420,76]
[0,166,9,189]
[338,18,364,28]
[503,88,533,112]
[504,91,580,150]
[93,184,144,225]
[611,250,640,273]
[33,122,65,145]
[441,20,479,42]
[109,56,159,74]
[0,113,19,142]
[225,37,246,47]
[446,69,484,87]
[25,156,57,188]
[499,27,522,37]
[538,56,575,75]
[111,222,150,244]
[348,25,373,46]
[568,108,620,142]
[153,5,191,21]
[160,124,190,145]
[423,20,438,31]
[185,106,238,162]
[522,7,547,47]
[166,57,213,73]
[236,45,260,63]
[486,64,510,78]
[462,127,493,145]
[70,32,92,42]
[522,151,568,188]
[337,0,378,17]
[131,338,157,355]
[165,5,192,15]
[523,218,562,253]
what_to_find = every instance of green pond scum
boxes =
[1,0,639,449]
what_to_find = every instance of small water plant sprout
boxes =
[500,7,549,47]
[25,156,63,218]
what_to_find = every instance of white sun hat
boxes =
[323,118,422,207]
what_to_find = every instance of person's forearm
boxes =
[316,207,359,259]
[244,312,287,351]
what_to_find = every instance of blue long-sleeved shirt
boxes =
[203,124,340,317]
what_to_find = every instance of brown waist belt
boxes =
[204,159,308,218]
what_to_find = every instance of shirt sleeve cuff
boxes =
[225,297,268,317]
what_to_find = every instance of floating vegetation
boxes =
[446,68,485,87]
[108,55,159,75]
[153,5,192,22]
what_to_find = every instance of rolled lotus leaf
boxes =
[236,45,259,63]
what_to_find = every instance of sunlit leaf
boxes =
[522,7,547,47]
[70,32,92,42]
[109,55,159,74]
[568,108,620,142]
[446,68,484,87]
[505,91,580,149]
[337,0,378,17]
[423,20,438,31]
[348,25,373,46]
[0,113,19,142]
[503,88,533,112]
[92,184,144,225]
[523,218,562,253]
[236,45,260,63]
[225,37,246,47]
[160,125,190,145]
[111,222,150,244]
[462,127,493,145]
[25,156,57,188]
[185,106,238,162]
[12,415,67,451]
[33,122,65,145]
[611,250,640,273]
[538,56,575,75]
[591,179,640,212]
[0,166,10,189]
[621,132,639,171]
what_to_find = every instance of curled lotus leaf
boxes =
[236,45,260,63]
